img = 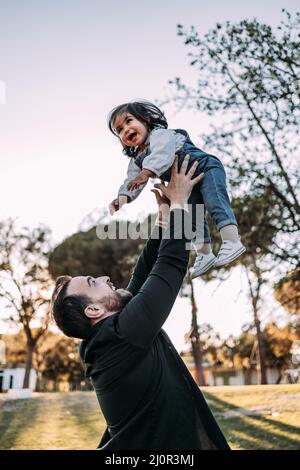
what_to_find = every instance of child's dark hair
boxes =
[107,100,168,157]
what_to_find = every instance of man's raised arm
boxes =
[119,156,204,348]
[126,190,170,297]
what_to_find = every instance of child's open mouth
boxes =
[128,132,137,142]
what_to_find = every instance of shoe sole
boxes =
[190,257,216,279]
[214,245,246,268]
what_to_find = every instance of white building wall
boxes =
[0,368,37,390]
[248,368,280,385]
[249,370,259,385]
[204,369,215,386]
[215,377,224,386]
[0,368,20,389]
[10,369,24,388]
[267,368,280,384]
[229,370,244,385]
[29,369,37,389]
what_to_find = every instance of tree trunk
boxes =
[276,367,282,385]
[245,264,268,385]
[189,279,206,386]
[254,313,268,384]
[244,367,251,385]
[190,337,206,386]
[23,342,34,389]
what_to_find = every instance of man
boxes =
[51,156,230,450]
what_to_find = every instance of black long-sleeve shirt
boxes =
[79,209,230,450]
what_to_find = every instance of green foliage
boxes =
[1,331,27,367]
[263,322,297,370]
[166,10,300,267]
[41,336,84,383]
[3,329,85,384]
[0,219,53,387]
[274,267,300,314]
[164,12,300,380]
[217,321,299,372]
[49,221,144,288]
[221,330,256,369]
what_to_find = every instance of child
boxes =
[107,100,246,278]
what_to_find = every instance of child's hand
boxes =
[127,169,156,191]
[109,195,129,215]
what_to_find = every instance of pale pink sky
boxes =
[0,0,294,348]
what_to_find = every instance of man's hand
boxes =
[154,155,204,208]
[151,183,170,227]
[109,195,129,215]
[127,169,156,191]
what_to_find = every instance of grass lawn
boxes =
[0,384,299,450]
[203,384,300,450]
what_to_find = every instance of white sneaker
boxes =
[214,239,246,268]
[190,252,216,279]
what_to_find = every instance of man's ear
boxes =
[84,303,105,319]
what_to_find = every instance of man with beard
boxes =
[51,156,230,450]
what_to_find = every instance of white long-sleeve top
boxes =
[118,128,186,201]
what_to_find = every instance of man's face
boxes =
[67,276,132,314]
[113,113,148,148]
[67,275,115,300]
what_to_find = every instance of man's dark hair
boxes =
[51,276,93,340]
[107,100,168,157]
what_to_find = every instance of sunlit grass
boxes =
[0,384,299,450]
[0,392,104,450]
[203,384,300,450]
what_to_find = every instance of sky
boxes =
[0,0,296,351]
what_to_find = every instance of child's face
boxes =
[113,113,149,148]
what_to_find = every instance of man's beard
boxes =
[101,289,133,313]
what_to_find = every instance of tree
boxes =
[243,259,268,384]
[40,336,85,387]
[161,9,300,267]
[222,321,299,384]
[263,322,298,383]
[2,330,88,389]
[1,331,27,367]
[274,267,300,316]
[179,187,282,384]
[0,219,53,388]
[197,323,222,367]
[157,11,300,379]
[49,219,144,287]
[232,191,279,384]
[222,329,258,384]
[199,190,281,384]
[181,277,206,385]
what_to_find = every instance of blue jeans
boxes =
[187,157,237,243]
